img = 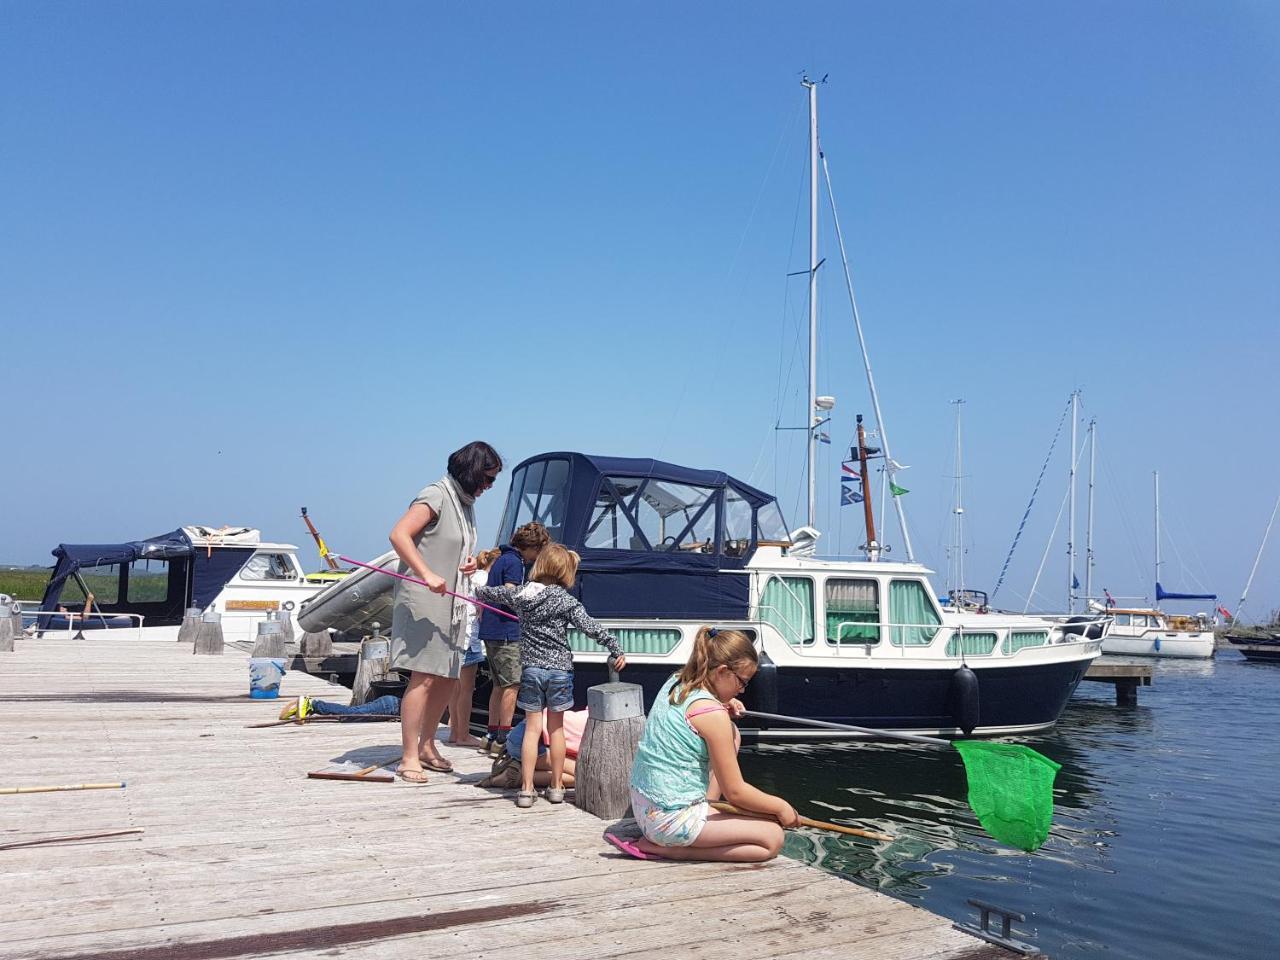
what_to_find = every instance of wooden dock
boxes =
[0,638,1012,960]
[1081,658,1154,705]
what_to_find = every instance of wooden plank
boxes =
[0,639,1006,960]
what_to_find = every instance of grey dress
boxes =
[390,475,477,678]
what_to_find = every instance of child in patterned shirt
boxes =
[473,543,626,808]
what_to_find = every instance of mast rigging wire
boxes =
[991,395,1073,601]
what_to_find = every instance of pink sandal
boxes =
[605,833,668,861]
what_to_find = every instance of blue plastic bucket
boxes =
[248,657,287,699]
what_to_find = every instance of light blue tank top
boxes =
[630,675,719,810]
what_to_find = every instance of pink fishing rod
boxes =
[336,554,518,621]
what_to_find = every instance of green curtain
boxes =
[889,580,941,646]
[946,631,998,656]
[760,576,814,646]
[568,628,681,655]
[825,578,880,643]
[1003,630,1048,655]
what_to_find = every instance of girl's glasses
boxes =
[727,667,752,691]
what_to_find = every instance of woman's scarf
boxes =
[439,475,477,643]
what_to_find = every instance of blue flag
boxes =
[841,486,863,506]
[1072,574,1080,590]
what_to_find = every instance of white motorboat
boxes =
[27,525,327,644]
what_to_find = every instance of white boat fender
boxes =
[947,665,980,736]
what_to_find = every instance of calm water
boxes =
[740,653,1280,960]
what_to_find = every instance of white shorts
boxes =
[630,788,710,847]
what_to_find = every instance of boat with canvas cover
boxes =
[484,451,1104,739]
[28,525,326,643]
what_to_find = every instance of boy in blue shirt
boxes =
[479,521,550,755]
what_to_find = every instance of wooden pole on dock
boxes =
[192,610,225,655]
[575,663,645,820]
[0,601,15,653]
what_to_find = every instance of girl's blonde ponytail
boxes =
[670,626,757,704]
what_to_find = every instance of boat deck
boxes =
[0,638,1012,960]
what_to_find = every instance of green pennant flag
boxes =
[890,482,909,496]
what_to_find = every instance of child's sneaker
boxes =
[515,790,537,808]
[545,788,566,804]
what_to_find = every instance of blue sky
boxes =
[3,2,1278,618]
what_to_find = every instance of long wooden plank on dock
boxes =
[0,639,1008,960]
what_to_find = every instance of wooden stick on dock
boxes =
[711,801,893,842]
[0,782,126,795]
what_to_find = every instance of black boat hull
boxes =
[554,657,1091,738]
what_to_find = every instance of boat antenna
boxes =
[1237,492,1280,622]
[802,75,820,531]
[820,138,914,560]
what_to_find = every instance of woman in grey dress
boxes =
[388,441,503,782]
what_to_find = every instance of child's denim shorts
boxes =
[517,667,575,713]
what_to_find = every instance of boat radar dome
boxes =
[815,396,836,411]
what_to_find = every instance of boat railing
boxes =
[22,609,147,641]
[757,606,1099,659]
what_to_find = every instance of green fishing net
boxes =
[952,740,1061,852]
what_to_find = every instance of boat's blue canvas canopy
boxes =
[1155,582,1216,602]
[39,529,249,624]
[496,452,789,620]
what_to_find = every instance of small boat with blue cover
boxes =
[29,525,325,644]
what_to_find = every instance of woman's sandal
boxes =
[395,767,430,785]
[418,755,454,773]
[604,833,668,861]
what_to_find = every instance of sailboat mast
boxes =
[1085,418,1096,605]
[1067,390,1078,612]
[1153,471,1161,596]
[950,399,965,596]
[856,415,879,559]
[804,77,819,531]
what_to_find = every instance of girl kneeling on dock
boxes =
[612,627,800,863]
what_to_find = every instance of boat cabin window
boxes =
[759,575,814,646]
[126,560,170,603]
[586,477,718,553]
[723,488,754,558]
[755,501,791,544]
[568,627,682,656]
[56,563,121,605]
[504,458,571,544]
[1003,630,1048,654]
[239,553,297,582]
[888,579,941,646]
[824,578,880,644]
[1113,613,1131,626]
[946,631,997,656]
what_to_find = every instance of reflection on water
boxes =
[740,654,1280,960]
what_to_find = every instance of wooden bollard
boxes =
[192,610,225,655]
[176,607,202,644]
[575,667,646,820]
[299,629,334,656]
[278,609,296,645]
[251,620,287,658]
[350,625,389,706]
[0,601,15,653]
